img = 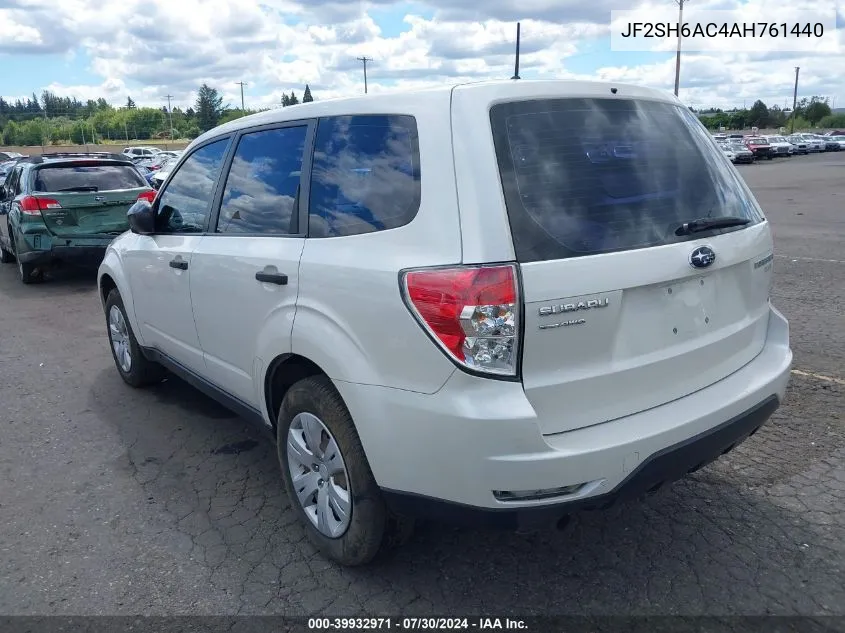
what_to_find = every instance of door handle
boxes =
[169,259,188,270]
[255,271,288,285]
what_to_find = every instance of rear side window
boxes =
[308,114,421,237]
[33,164,146,192]
[217,125,308,235]
[490,99,764,263]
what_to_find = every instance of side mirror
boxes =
[127,199,155,235]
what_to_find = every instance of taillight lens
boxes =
[137,190,156,203]
[19,196,62,215]
[402,264,520,377]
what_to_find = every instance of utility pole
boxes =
[43,103,50,147]
[673,0,686,97]
[356,56,373,94]
[790,66,800,134]
[165,94,175,141]
[236,82,247,114]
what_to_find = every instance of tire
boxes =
[0,239,13,264]
[104,288,166,387]
[277,375,414,566]
[13,236,43,284]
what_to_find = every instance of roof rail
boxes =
[39,151,129,162]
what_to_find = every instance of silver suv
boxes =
[98,80,792,566]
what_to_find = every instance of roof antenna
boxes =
[511,22,521,80]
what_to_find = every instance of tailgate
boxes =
[37,190,144,236]
[32,162,149,236]
[487,95,773,435]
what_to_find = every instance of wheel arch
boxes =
[97,251,146,347]
[264,353,328,432]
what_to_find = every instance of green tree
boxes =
[768,105,787,128]
[126,96,136,109]
[281,93,290,107]
[195,84,224,131]
[805,97,832,125]
[288,91,299,105]
[818,113,845,129]
[303,84,314,103]
[747,100,769,128]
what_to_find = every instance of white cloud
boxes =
[0,0,842,112]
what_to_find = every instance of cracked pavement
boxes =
[0,153,843,616]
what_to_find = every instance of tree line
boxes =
[0,83,315,146]
[694,96,845,131]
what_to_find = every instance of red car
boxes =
[744,137,775,160]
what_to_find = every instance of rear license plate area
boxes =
[662,275,716,338]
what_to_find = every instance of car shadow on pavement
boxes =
[89,368,845,616]
[0,263,98,298]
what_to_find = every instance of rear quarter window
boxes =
[308,114,421,237]
[490,98,764,263]
[33,164,147,192]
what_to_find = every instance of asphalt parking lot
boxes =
[0,152,843,617]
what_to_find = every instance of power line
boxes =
[356,56,373,94]
[236,81,247,113]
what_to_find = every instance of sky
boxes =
[0,0,843,112]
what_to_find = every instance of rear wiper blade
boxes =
[57,186,99,192]
[674,216,750,236]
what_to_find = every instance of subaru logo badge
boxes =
[689,245,716,269]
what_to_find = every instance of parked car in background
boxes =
[718,143,737,163]
[0,152,154,283]
[821,137,841,151]
[795,134,824,152]
[824,130,845,136]
[0,156,29,188]
[134,164,156,187]
[744,137,775,160]
[725,140,754,163]
[137,152,179,172]
[786,135,809,154]
[827,135,845,149]
[0,161,15,187]
[149,157,179,189]
[763,136,793,157]
[97,80,792,566]
[122,146,161,160]
[0,151,25,161]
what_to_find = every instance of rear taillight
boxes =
[401,264,520,377]
[19,196,62,215]
[137,190,156,203]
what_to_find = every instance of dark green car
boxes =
[0,153,154,283]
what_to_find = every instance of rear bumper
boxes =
[384,395,779,529]
[18,242,110,267]
[335,305,792,526]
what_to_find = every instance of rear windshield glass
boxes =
[490,98,764,262]
[33,164,146,192]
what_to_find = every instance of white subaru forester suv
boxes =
[98,80,792,566]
